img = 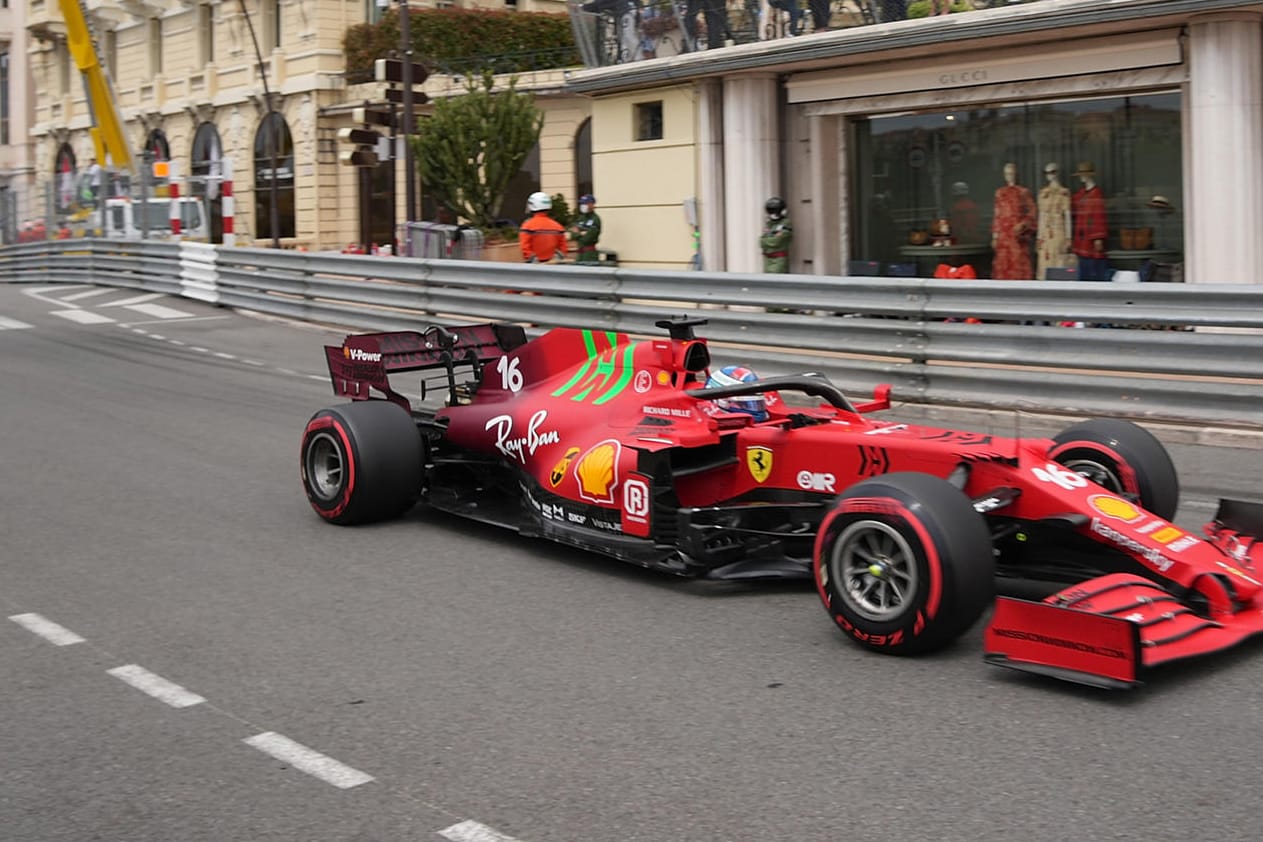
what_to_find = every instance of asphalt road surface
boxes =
[3,282,1263,842]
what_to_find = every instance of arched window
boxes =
[253,111,295,240]
[54,143,77,215]
[575,118,593,200]
[190,121,224,242]
[145,129,170,162]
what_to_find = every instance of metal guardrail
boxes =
[4,239,1262,427]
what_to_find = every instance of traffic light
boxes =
[350,106,395,129]
[338,125,389,168]
[339,148,379,168]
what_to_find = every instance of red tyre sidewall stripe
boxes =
[1048,440,1139,496]
[302,414,357,519]
[814,496,944,621]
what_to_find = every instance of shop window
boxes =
[850,92,1184,280]
[635,101,663,141]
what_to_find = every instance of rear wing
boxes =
[324,323,527,409]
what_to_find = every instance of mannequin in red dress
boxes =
[990,162,1036,279]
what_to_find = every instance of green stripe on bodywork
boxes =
[550,330,599,397]
[592,342,637,405]
[550,330,639,404]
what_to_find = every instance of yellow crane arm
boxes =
[57,0,134,175]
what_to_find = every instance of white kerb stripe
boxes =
[244,732,374,789]
[52,309,116,324]
[438,821,526,842]
[107,664,206,708]
[124,303,194,320]
[8,613,86,645]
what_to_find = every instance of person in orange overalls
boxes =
[519,192,567,263]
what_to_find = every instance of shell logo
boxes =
[1088,494,1145,524]
[575,439,621,504]
[549,447,580,488]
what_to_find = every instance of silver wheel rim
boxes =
[1060,456,1122,493]
[829,519,919,622]
[306,431,346,502]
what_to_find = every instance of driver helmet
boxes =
[765,196,787,219]
[705,365,768,421]
[527,191,552,213]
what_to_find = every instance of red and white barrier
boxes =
[221,158,235,247]
[168,160,182,239]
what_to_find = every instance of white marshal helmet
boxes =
[705,365,768,421]
[527,191,552,212]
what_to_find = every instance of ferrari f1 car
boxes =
[300,318,1263,688]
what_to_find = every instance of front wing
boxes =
[984,573,1263,688]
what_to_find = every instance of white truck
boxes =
[87,196,210,241]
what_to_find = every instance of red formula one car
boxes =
[300,318,1263,688]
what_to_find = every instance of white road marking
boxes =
[52,309,116,324]
[8,613,86,646]
[213,352,236,360]
[61,288,115,302]
[169,340,187,346]
[438,820,525,842]
[244,732,374,789]
[242,359,265,366]
[99,292,163,307]
[107,664,206,708]
[190,346,210,353]
[125,302,195,320]
[0,316,34,330]
[148,334,165,341]
[23,285,89,307]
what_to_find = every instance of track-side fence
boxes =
[4,239,1261,427]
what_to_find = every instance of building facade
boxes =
[1,0,37,242]
[21,0,587,250]
[568,0,1263,283]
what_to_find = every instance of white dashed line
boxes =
[438,820,526,842]
[107,664,206,709]
[169,339,187,346]
[307,374,327,382]
[149,334,165,341]
[0,316,34,330]
[8,613,86,646]
[190,346,210,353]
[213,352,236,360]
[125,302,195,320]
[244,732,374,789]
[52,309,116,324]
[242,359,265,366]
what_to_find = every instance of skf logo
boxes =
[746,446,773,483]
[575,440,621,504]
[1088,494,1145,523]
[549,447,580,488]
[797,471,836,493]
[343,346,382,362]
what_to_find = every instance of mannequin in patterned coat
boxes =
[1036,162,1075,280]
[990,162,1036,280]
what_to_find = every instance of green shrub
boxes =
[345,8,579,80]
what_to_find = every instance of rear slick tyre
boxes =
[815,472,993,655]
[1050,418,1179,521]
[300,401,422,525]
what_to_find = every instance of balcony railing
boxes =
[566,0,1041,67]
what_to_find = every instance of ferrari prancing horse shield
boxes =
[746,446,773,483]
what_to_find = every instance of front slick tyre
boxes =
[301,401,422,525]
[815,472,993,655]
[1050,418,1179,521]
